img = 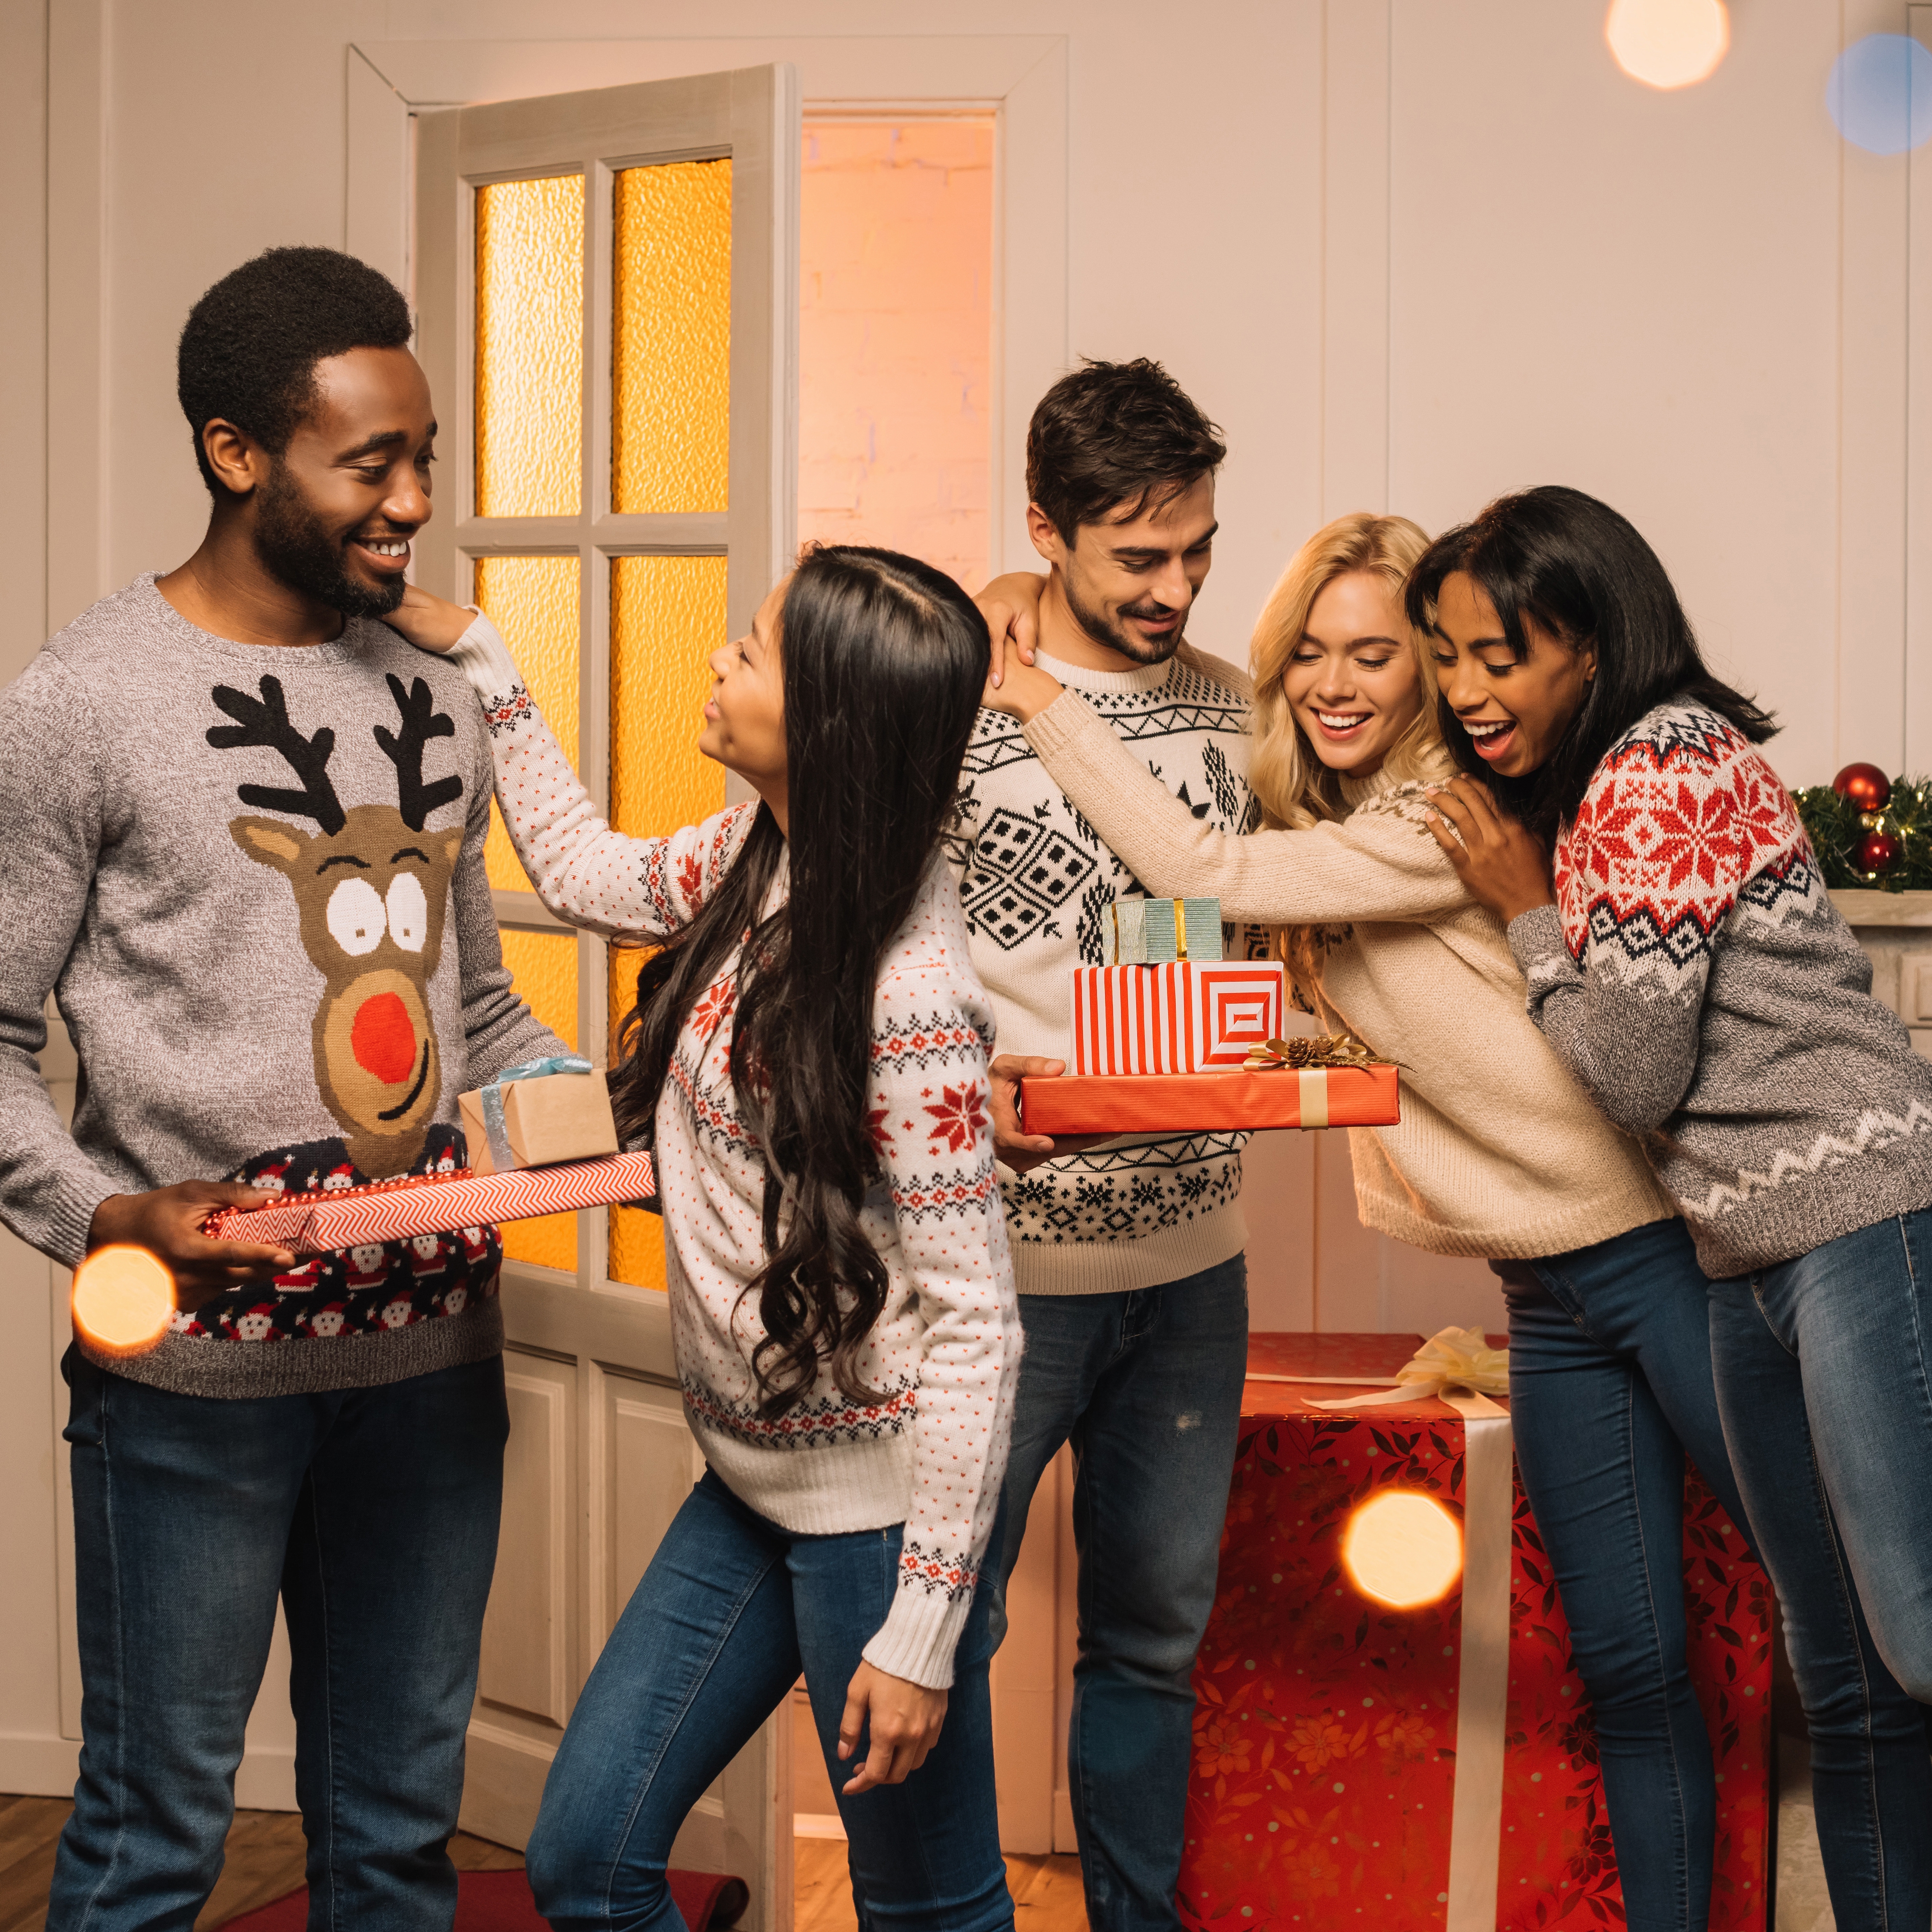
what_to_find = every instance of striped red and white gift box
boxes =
[1071,962,1287,1075]
[204,1152,657,1256]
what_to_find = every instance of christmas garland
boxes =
[1791,765,1932,892]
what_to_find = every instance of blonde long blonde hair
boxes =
[1247,512,1452,994]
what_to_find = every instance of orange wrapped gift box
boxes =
[204,1153,657,1255]
[1179,1333,1772,1932]
[1019,1063,1399,1135]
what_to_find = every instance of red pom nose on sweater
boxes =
[352,992,419,1084]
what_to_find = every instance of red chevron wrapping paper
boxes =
[1072,962,1287,1074]
[204,1153,657,1255]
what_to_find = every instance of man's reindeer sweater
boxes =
[950,643,1265,1294]
[0,575,566,1396]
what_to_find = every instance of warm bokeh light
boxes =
[1605,0,1729,90]
[72,1245,175,1356]
[1342,1491,1464,1608]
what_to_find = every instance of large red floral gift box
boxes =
[1178,1332,1772,1932]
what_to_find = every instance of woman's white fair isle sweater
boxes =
[449,615,1022,1689]
[1023,691,1676,1262]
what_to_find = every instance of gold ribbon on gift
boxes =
[1246,1327,1513,1932]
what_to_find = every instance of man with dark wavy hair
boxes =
[952,358,1261,1932]
[0,247,564,1931]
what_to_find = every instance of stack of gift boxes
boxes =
[1019,895,1401,1133]
[207,1056,652,1258]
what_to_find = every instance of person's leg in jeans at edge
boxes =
[528,1470,1011,1932]
[988,1254,1249,1932]
[1707,1210,1932,1932]
[1494,1217,1755,1932]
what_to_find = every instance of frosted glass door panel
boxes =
[494,930,581,1272]
[475,175,585,517]
[612,161,732,513]
[473,556,582,894]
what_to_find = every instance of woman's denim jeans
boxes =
[527,1469,1012,1932]
[1494,1216,1756,1932]
[1708,1207,1932,1932]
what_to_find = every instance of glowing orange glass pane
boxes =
[476,174,584,517]
[611,555,728,840]
[613,160,731,513]
[495,928,580,1272]
[605,938,662,1285]
[604,554,728,1290]
[473,557,581,894]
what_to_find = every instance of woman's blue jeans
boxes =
[1707,1207,1932,1932]
[1494,1216,1756,1932]
[527,1468,1011,1932]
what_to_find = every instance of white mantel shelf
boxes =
[1831,890,1932,928]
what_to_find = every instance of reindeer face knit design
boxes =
[1508,697,1932,1277]
[0,576,568,1396]
[948,646,1265,1295]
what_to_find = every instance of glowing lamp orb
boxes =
[1342,1491,1464,1609]
[1605,0,1730,90]
[71,1245,175,1356]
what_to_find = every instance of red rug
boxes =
[223,1867,749,1932]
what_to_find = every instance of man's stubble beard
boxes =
[1060,565,1185,669]
[253,461,407,620]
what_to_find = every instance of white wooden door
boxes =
[412,65,801,1931]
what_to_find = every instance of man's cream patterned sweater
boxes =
[950,644,1266,1295]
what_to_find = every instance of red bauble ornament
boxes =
[1857,829,1902,874]
[1835,762,1893,812]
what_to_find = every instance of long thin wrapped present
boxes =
[204,1152,657,1257]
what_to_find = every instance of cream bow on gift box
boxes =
[1247,1325,1508,1417]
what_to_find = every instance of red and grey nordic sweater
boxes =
[1508,697,1932,1277]
[450,615,1023,1690]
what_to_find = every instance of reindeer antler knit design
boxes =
[375,675,463,832]
[205,676,346,833]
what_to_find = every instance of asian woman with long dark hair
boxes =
[1417,486,1932,1932]
[389,547,1023,1932]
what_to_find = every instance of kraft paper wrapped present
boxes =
[1102,895,1226,964]
[1023,1037,1400,1135]
[1177,1332,1773,1932]
[457,1055,619,1175]
[204,1153,657,1256]
[1072,960,1286,1073]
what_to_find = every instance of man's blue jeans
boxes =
[527,1468,1011,1932]
[1708,1207,1932,1932]
[49,1348,508,1932]
[1495,1217,1755,1932]
[988,1255,1249,1932]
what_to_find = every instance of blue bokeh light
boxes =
[1827,34,1932,156]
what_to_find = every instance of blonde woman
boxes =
[978,515,1753,1932]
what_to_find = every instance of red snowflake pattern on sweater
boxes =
[924,1082,988,1154]
[1555,706,1808,990]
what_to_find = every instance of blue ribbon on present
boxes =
[479,1055,594,1172]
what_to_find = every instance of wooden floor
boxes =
[0,1796,1089,1932]
[793,1838,1085,1930]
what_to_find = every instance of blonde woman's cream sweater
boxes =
[1023,691,1676,1262]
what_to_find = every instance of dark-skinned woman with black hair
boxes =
[389,548,1023,1932]
[1418,486,1932,1932]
